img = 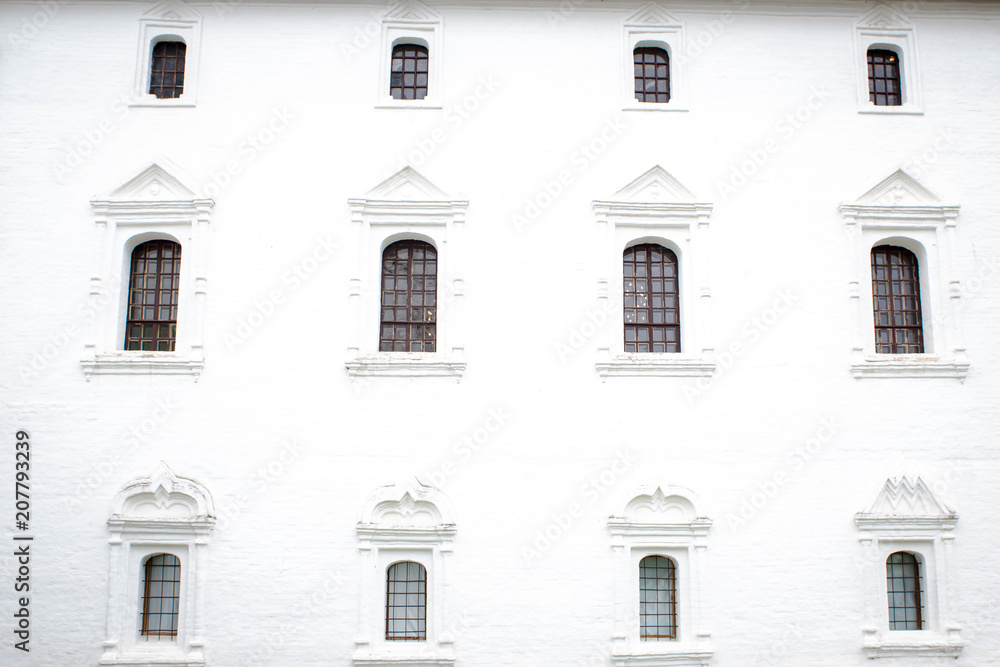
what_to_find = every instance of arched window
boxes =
[886,552,923,630]
[380,240,437,352]
[140,553,181,638]
[126,240,181,351]
[867,48,901,107]
[634,47,670,103]
[390,44,429,100]
[624,244,679,353]
[871,245,923,354]
[149,41,186,99]
[640,555,677,640]
[386,561,426,641]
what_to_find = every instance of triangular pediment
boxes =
[612,165,696,203]
[385,0,440,22]
[857,4,911,29]
[862,476,953,517]
[142,0,201,21]
[853,169,940,207]
[364,166,452,201]
[106,162,199,201]
[625,3,682,27]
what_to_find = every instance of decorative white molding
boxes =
[354,482,457,667]
[841,170,965,379]
[377,1,443,108]
[609,486,713,667]
[346,168,468,381]
[131,1,202,107]
[83,160,213,381]
[855,477,963,660]
[622,4,688,111]
[853,4,922,114]
[594,166,715,379]
[102,464,215,667]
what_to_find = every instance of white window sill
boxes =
[99,656,205,667]
[375,100,443,110]
[612,648,714,667]
[622,103,689,112]
[858,105,923,115]
[81,353,204,380]
[596,355,716,380]
[353,654,455,667]
[129,96,196,108]
[345,354,465,380]
[863,633,964,659]
[850,356,969,379]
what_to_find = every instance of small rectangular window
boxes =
[140,553,180,638]
[125,240,181,351]
[149,41,186,100]
[390,44,429,100]
[867,49,902,107]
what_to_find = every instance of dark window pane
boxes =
[886,552,923,630]
[149,41,186,99]
[624,244,680,353]
[125,241,181,352]
[379,241,437,353]
[390,44,429,100]
[633,47,670,104]
[867,49,902,106]
[871,245,923,353]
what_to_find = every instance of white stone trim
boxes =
[609,486,713,667]
[853,4,922,114]
[131,1,202,107]
[346,167,467,381]
[621,4,688,112]
[593,166,715,379]
[354,483,457,667]
[376,1,443,109]
[101,464,215,667]
[83,159,213,381]
[840,170,966,379]
[854,477,963,659]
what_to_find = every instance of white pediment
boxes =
[625,3,682,27]
[112,462,214,519]
[385,0,440,22]
[360,481,454,527]
[624,486,697,523]
[364,166,452,201]
[857,4,911,29]
[105,162,199,202]
[613,165,696,203]
[861,476,953,517]
[853,169,940,207]
[142,0,201,21]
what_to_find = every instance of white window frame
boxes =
[593,166,715,379]
[131,1,202,107]
[377,0,443,109]
[609,485,713,667]
[853,5,922,115]
[101,463,214,667]
[855,476,963,659]
[354,483,456,667]
[345,167,467,381]
[622,5,688,112]
[83,160,213,380]
[840,169,966,379]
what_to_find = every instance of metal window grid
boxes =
[385,561,427,641]
[380,240,437,352]
[140,554,180,638]
[640,555,677,640]
[125,240,181,351]
[871,245,924,354]
[634,47,670,103]
[624,244,680,353]
[868,49,902,106]
[886,552,924,630]
[390,44,429,100]
[149,41,186,99]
